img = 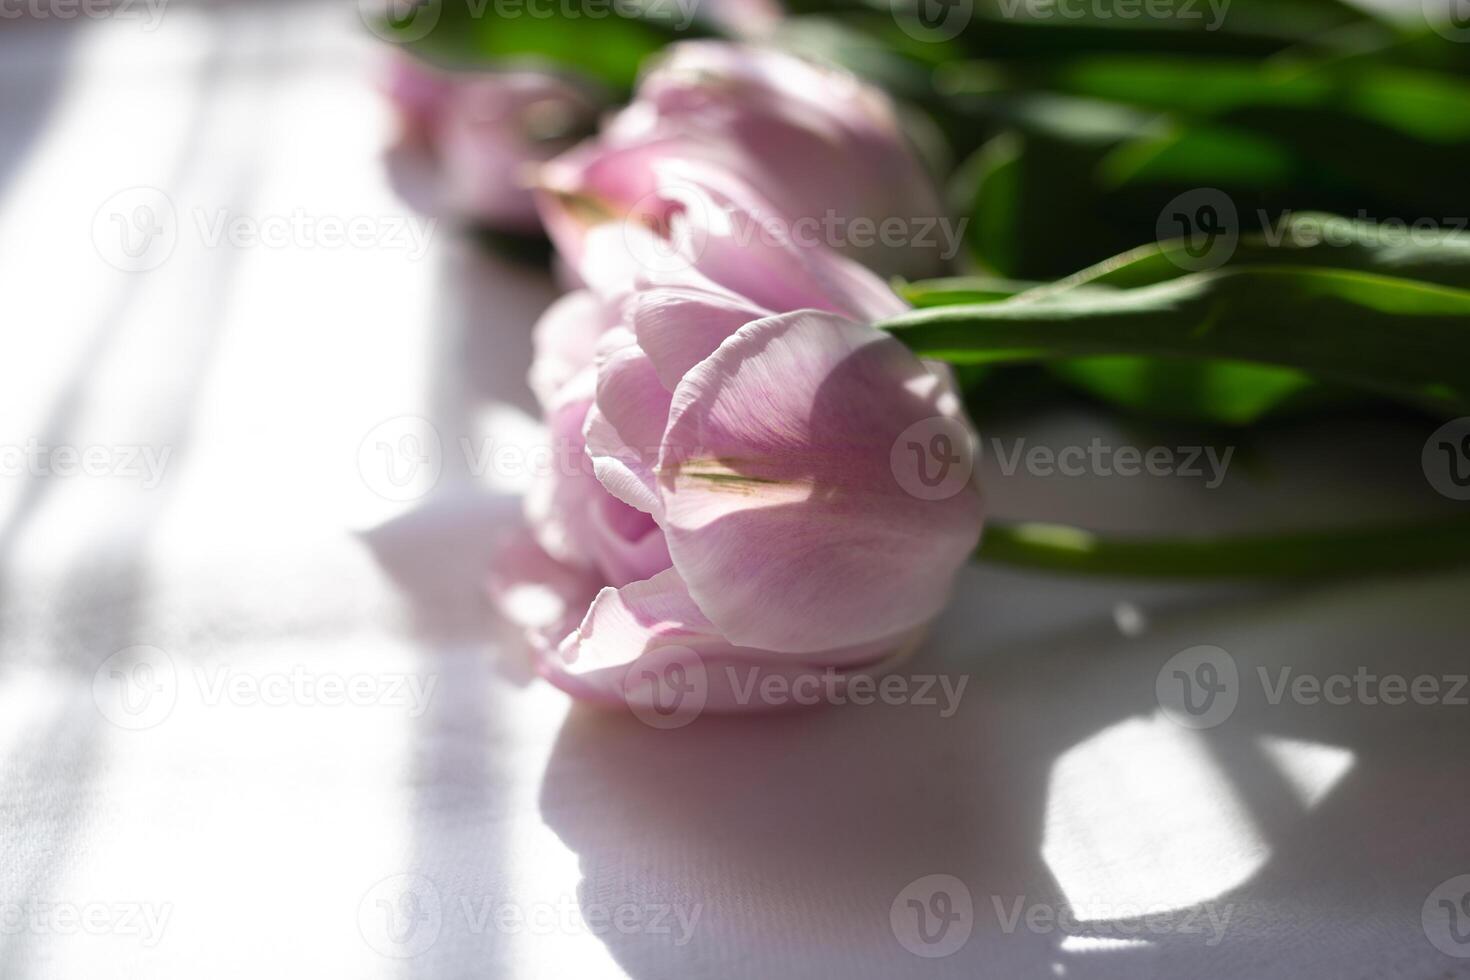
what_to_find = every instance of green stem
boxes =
[978,518,1470,579]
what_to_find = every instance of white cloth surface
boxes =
[1,6,1468,979]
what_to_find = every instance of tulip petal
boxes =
[543,566,926,712]
[657,310,983,654]
[524,376,600,568]
[524,369,668,586]
[488,529,603,653]
[638,43,950,280]
[630,286,769,390]
[529,290,621,410]
[649,159,910,322]
[582,328,672,518]
[537,134,728,281]
[585,491,671,587]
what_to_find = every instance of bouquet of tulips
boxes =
[372,0,1470,712]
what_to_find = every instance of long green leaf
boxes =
[1061,212,1470,291]
[881,265,1470,413]
[379,0,703,91]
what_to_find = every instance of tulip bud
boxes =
[537,41,952,281]
[383,54,601,233]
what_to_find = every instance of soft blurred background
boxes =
[0,0,1468,977]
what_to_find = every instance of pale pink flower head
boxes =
[496,166,982,714]
[383,54,602,232]
[537,41,952,281]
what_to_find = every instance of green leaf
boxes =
[1066,212,1470,291]
[951,132,1026,276]
[1014,55,1470,144]
[946,94,1325,279]
[951,102,1158,278]
[1045,357,1325,425]
[909,215,1470,423]
[941,0,1378,60]
[1098,124,1300,190]
[899,276,1041,307]
[944,50,1470,271]
[381,0,702,91]
[880,265,1470,414]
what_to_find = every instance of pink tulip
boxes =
[383,54,601,233]
[536,42,953,281]
[494,165,982,712]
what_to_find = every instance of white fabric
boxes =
[0,6,1467,978]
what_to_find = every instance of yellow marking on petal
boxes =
[671,457,790,494]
